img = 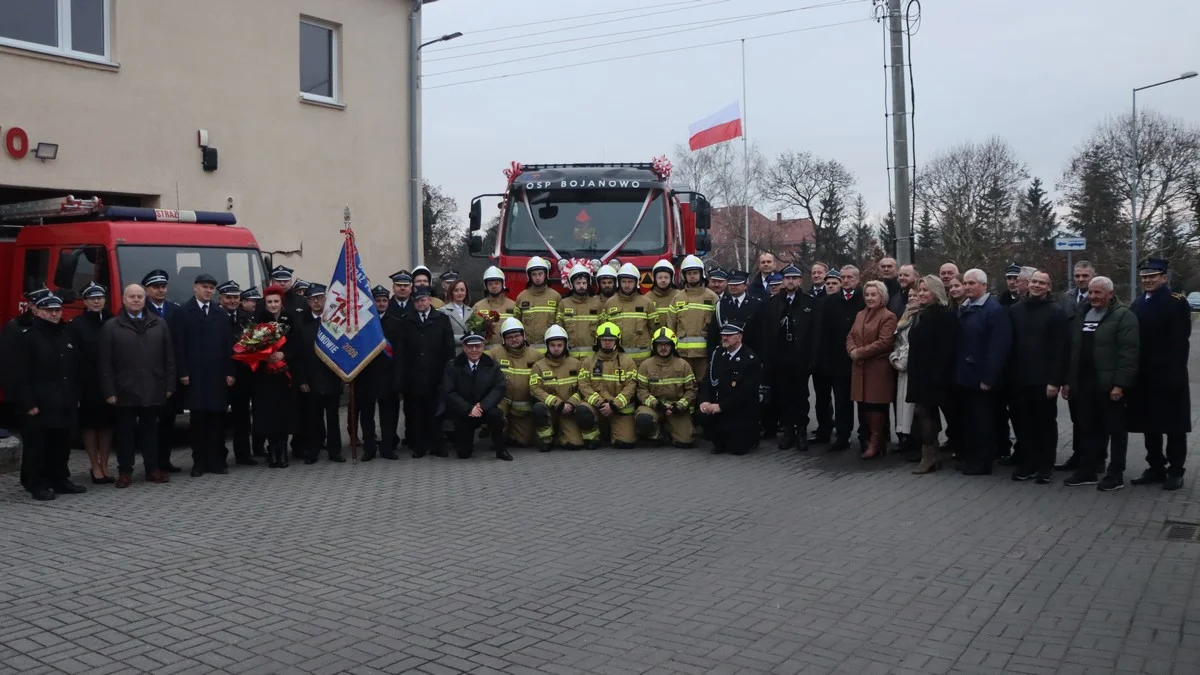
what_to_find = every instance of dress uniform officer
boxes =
[140,269,185,473]
[699,319,764,456]
[578,322,638,448]
[670,255,720,382]
[472,266,517,346]
[217,280,257,467]
[386,270,415,319]
[399,285,455,458]
[558,263,604,358]
[514,257,560,354]
[529,325,590,451]
[767,272,783,296]
[441,333,512,461]
[1129,258,1191,491]
[294,284,347,464]
[646,259,678,332]
[604,263,653,363]
[706,270,765,362]
[488,318,541,447]
[12,293,86,501]
[270,265,307,314]
[707,268,729,298]
[764,264,818,450]
[358,285,404,461]
[240,286,261,316]
[596,264,618,300]
[635,328,697,447]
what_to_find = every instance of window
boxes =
[116,246,267,305]
[300,18,339,103]
[22,248,50,294]
[502,189,668,258]
[67,246,110,299]
[0,0,110,62]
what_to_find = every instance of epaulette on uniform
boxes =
[1172,292,1187,301]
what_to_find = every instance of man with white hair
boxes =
[954,269,1012,475]
[1063,276,1139,491]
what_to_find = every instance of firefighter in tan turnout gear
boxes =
[472,266,516,345]
[557,264,603,359]
[603,263,652,363]
[635,328,698,447]
[487,318,540,447]
[578,322,638,448]
[529,325,593,451]
[646,259,678,332]
[671,255,720,381]
[514,256,559,354]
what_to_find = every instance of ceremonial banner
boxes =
[316,222,388,381]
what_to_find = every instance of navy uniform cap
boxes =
[194,273,218,286]
[461,333,485,345]
[439,269,460,282]
[142,269,170,286]
[708,268,729,281]
[719,319,746,335]
[727,270,749,285]
[825,268,842,280]
[81,282,107,299]
[217,280,241,295]
[306,283,327,297]
[767,272,783,285]
[371,284,390,299]
[24,287,52,302]
[412,285,432,298]
[35,294,64,310]
[270,265,294,280]
[390,270,413,284]
[781,264,803,278]
[293,279,311,291]
[1139,258,1169,276]
[1005,264,1021,277]
[240,287,262,301]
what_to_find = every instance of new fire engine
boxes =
[0,195,269,326]
[467,161,712,294]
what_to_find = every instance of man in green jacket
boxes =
[1063,276,1139,491]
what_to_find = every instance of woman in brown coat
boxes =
[847,280,898,459]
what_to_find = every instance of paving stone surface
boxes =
[2,342,1199,674]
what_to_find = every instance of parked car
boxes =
[1187,292,1200,311]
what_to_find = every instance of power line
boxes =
[426,0,866,64]
[442,0,714,37]
[424,0,732,53]
[425,18,872,91]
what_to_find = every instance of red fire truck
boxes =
[467,161,712,293]
[0,195,269,326]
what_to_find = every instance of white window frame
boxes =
[0,0,112,65]
[299,17,341,105]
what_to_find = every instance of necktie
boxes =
[470,362,477,374]
[202,304,208,316]
[421,312,426,323]
[845,291,852,301]
[154,305,163,317]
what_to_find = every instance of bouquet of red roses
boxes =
[467,309,501,341]
[233,321,290,375]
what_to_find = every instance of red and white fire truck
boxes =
[467,161,712,294]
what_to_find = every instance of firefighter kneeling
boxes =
[635,328,698,447]
[578,322,638,448]
[530,325,591,451]
[488,318,541,447]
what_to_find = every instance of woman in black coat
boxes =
[68,283,116,484]
[252,286,299,468]
[905,275,959,474]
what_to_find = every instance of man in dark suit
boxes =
[707,270,765,359]
[217,281,257,467]
[441,333,511,460]
[174,274,236,477]
[269,265,307,314]
[764,265,817,450]
[816,265,866,451]
[810,262,828,298]
[808,268,837,444]
[293,284,346,464]
[142,269,185,473]
[386,270,415,319]
[748,252,777,301]
[1055,260,1094,471]
[359,285,405,461]
[699,319,764,456]
[997,264,1022,307]
[399,286,455,458]
[1129,259,1191,491]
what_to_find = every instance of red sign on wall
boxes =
[1,126,29,159]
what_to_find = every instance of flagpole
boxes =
[343,206,360,463]
[741,39,750,271]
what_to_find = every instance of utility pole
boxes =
[886,0,912,265]
[408,1,425,269]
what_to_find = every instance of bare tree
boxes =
[672,142,767,267]
[761,151,856,260]
[917,137,1028,271]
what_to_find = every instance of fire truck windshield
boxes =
[117,245,267,305]
[502,188,667,258]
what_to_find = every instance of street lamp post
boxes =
[1129,70,1197,301]
[408,0,462,268]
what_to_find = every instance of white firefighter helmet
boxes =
[596,264,617,280]
[483,266,504,283]
[568,263,591,282]
[652,259,675,276]
[680,255,704,273]
[525,256,550,274]
[544,324,569,343]
[617,262,640,280]
[500,317,525,336]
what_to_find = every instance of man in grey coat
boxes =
[100,284,176,488]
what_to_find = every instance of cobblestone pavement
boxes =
[2,368,1199,673]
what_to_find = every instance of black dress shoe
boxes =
[796,438,809,452]
[361,451,376,462]
[164,463,183,474]
[996,456,1020,467]
[31,488,56,501]
[1053,458,1079,472]
[328,455,346,463]
[1131,469,1166,486]
[235,457,257,466]
[52,481,88,494]
[380,450,399,460]
[189,467,205,477]
[211,467,229,475]
[411,450,426,459]
[710,445,725,455]
[432,449,448,458]
[1164,475,1185,491]
[91,474,115,485]
[778,435,796,450]
[304,458,319,465]
[496,449,513,461]
[829,438,850,452]
[807,432,831,444]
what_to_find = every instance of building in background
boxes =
[0,0,414,283]
[710,206,815,267]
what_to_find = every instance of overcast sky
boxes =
[422,0,1200,226]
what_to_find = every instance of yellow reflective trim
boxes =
[644,395,659,408]
[544,394,560,407]
[614,394,628,409]
[587,393,602,405]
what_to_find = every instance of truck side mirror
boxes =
[469,200,482,232]
[53,249,80,290]
[696,233,712,253]
[467,235,483,255]
[262,251,273,272]
[695,197,712,231]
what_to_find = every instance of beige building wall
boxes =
[0,0,414,284]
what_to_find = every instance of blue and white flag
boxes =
[316,226,388,381]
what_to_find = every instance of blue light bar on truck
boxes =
[102,206,237,225]
[0,196,236,225]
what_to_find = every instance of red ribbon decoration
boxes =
[503,161,523,187]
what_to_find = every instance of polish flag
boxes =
[688,102,743,151]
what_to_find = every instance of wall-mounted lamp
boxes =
[33,142,58,161]
[197,129,217,172]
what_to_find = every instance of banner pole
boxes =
[342,206,360,463]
